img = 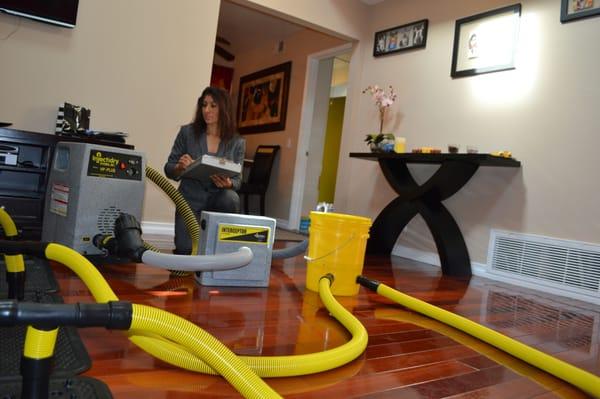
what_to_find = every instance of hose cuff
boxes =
[20,357,52,399]
[0,240,47,257]
[6,271,25,300]
[320,273,335,285]
[356,275,380,292]
[0,300,133,330]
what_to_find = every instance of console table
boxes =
[349,152,521,277]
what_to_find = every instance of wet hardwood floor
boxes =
[52,242,600,398]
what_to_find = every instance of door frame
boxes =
[287,42,353,230]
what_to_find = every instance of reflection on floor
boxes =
[45,242,600,398]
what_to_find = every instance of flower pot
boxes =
[369,143,383,152]
[379,142,395,153]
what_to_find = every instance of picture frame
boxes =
[373,19,428,57]
[451,4,521,78]
[236,61,291,134]
[561,0,600,23]
[211,64,234,92]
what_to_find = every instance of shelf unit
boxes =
[0,128,55,239]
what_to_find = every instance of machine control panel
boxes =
[87,149,142,181]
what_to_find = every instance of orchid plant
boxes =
[363,84,397,136]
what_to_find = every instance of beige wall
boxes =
[336,0,600,264]
[0,0,220,224]
[231,29,345,220]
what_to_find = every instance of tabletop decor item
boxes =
[394,137,406,153]
[365,133,395,152]
[55,102,90,136]
[363,85,397,151]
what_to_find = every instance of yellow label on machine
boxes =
[218,224,270,244]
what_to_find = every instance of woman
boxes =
[164,86,245,255]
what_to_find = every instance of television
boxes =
[0,0,79,28]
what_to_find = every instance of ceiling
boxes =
[216,0,381,59]
[216,1,305,57]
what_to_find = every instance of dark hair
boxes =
[192,86,237,142]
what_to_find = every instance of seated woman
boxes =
[164,86,245,255]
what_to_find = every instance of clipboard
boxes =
[180,154,242,180]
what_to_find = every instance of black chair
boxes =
[238,145,280,215]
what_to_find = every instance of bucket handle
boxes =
[304,233,357,263]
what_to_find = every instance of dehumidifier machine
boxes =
[196,211,276,287]
[42,142,146,255]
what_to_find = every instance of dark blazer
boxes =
[164,124,246,197]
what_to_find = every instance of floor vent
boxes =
[488,230,600,298]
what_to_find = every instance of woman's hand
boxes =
[176,154,194,174]
[210,174,233,188]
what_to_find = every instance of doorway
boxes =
[212,0,353,228]
[289,44,353,230]
[318,55,349,204]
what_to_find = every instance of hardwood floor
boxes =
[50,242,600,398]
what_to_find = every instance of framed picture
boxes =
[211,64,234,92]
[236,61,291,134]
[451,4,521,78]
[561,0,600,22]
[373,19,428,57]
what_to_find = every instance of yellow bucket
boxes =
[305,211,372,296]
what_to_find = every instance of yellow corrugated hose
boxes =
[145,166,200,256]
[0,207,18,236]
[23,327,58,359]
[372,280,600,398]
[42,243,367,396]
[131,304,280,398]
[130,275,368,377]
[0,206,25,273]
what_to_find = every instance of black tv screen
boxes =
[0,0,79,28]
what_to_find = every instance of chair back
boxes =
[247,145,280,190]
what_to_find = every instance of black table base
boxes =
[350,153,520,277]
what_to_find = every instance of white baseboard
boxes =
[392,243,500,276]
[275,218,291,230]
[391,244,599,305]
[141,221,174,236]
[391,244,441,267]
[392,244,486,274]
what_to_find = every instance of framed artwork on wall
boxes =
[450,4,521,78]
[211,64,234,92]
[373,19,428,57]
[561,0,600,22]
[236,61,292,134]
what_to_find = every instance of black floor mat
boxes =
[0,375,113,399]
[0,257,59,295]
[0,292,91,380]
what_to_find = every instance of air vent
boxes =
[97,206,122,235]
[488,230,600,298]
